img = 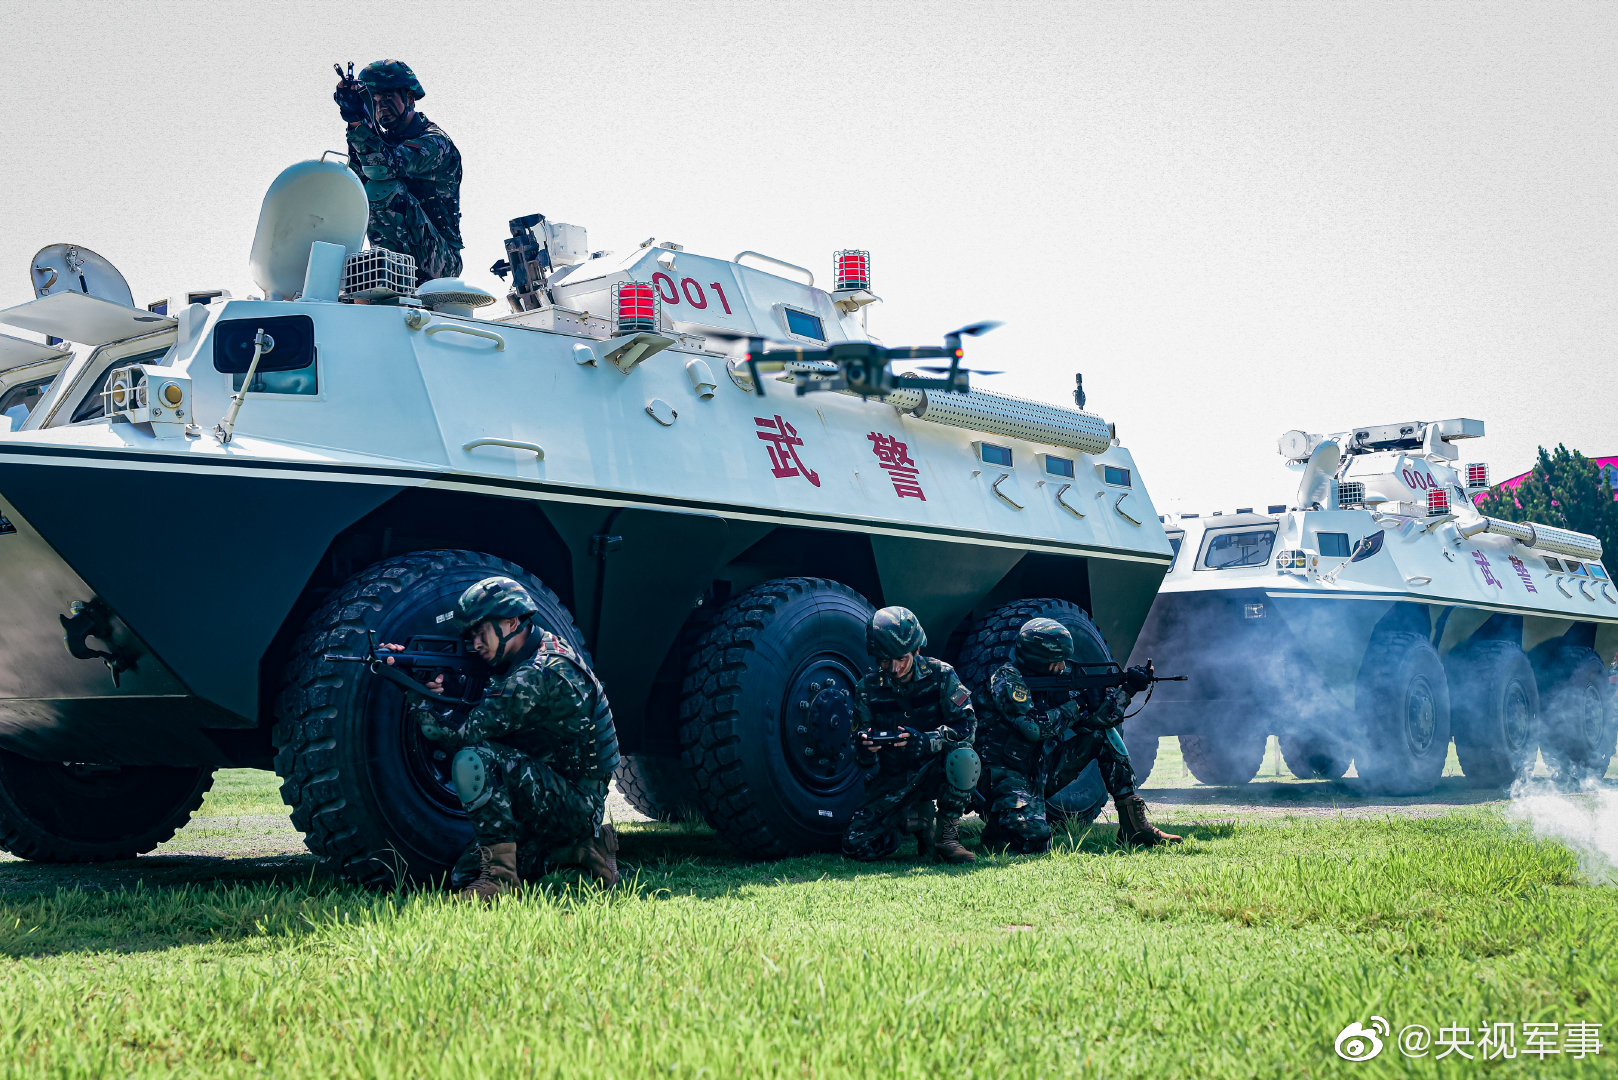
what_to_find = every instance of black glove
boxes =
[334,84,369,123]
[1122,665,1153,694]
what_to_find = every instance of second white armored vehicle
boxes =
[0,159,1172,881]
[1129,419,1617,794]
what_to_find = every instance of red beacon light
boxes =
[1465,463,1490,489]
[1427,488,1451,517]
[833,249,870,292]
[612,281,658,335]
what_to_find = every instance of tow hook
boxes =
[58,599,137,687]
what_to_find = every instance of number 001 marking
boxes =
[651,272,733,315]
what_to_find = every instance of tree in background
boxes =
[1475,444,1618,565]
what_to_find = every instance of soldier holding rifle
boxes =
[977,618,1182,853]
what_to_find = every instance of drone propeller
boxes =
[916,365,1003,376]
[948,320,1004,338]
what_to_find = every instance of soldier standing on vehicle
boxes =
[333,59,464,283]
[390,577,620,898]
[978,618,1182,853]
[843,607,981,864]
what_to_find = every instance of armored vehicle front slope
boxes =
[0,159,1173,880]
[1129,418,1618,794]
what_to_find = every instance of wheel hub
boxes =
[782,660,858,791]
[1502,682,1532,751]
[402,715,464,814]
[1578,685,1604,748]
[1405,677,1437,753]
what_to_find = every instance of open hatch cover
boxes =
[0,331,72,373]
[0,291,176,346]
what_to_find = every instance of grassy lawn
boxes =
[2,769,1614,1078]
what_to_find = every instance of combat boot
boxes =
[930,816,977,864]
[578,823,620,889]
[1115,794,1183,847]
[903,805,935,856]
[458,841,520,901]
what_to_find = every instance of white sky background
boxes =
[0,1,1611,511]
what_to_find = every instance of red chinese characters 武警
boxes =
[867,432,926,500]
[754,414,820,487]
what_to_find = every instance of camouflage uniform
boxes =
[842,657,977,860]
[410,629,618,865]
[977,661,1134,853]
[346,113,464,283]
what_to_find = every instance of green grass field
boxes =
[2,763,1614,1079]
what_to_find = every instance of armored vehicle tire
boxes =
[1278,733,1352,781]
[1179,728,1266,786]
[272,549,587,886]
[679,577,874,859]
[0,752,213,862]
[1047,764,1109,826]
[1535,645,1616,784]
[1353,632,1451,795]
[1449,641,1539,789]
[615,752,702,822]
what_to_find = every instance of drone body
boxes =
[722,322,1003,399]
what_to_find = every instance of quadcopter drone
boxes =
[710,322,1003,399]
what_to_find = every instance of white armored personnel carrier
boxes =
[0,159,1172,880]
[1129,418,1618,794]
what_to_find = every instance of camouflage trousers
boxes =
[1048,726,1136,803]
[367,189,463,283]
[842,755,974,861]
[456,741,607,852]
[980,728,1135,854]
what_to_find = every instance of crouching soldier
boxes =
[978,618,1181,853]
[395,576,620,898]
[843,607,981,864]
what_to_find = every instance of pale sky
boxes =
[1,1,1611,511]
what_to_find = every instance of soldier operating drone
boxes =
[843,607,981,864]
[333,59,464,283]
[387,577,621,898]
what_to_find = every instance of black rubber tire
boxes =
[0,751,213,862]
[678,577,875,859]
[1179,729,1267,786]
[1278,732,1352,781]
[1535,645,1615,784]
[954,597,1112,702]
[272,548,587,886]
[614,752,702,822]
[1353,631,1451,795]
[1449,640,1539,789]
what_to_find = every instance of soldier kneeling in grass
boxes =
[389,577,620,898]
[843,607,981,864]
[977,619,1181,854]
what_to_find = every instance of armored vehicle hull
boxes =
[1127,420,1618,794]
[0,161,1171,878]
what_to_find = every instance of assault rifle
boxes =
[323,631,486,708]
[333,61,375,130]
[860,727,922,747]
[1022,660,1186,728]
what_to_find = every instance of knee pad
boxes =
[943,747,981,793]
[451,747,494,811]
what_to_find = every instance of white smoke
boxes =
[1508,778,1618,884]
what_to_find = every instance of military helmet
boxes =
[454,576,538,630]
[358,59,426,99]
[867,606,926,660]
[1016,618,1074,665]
